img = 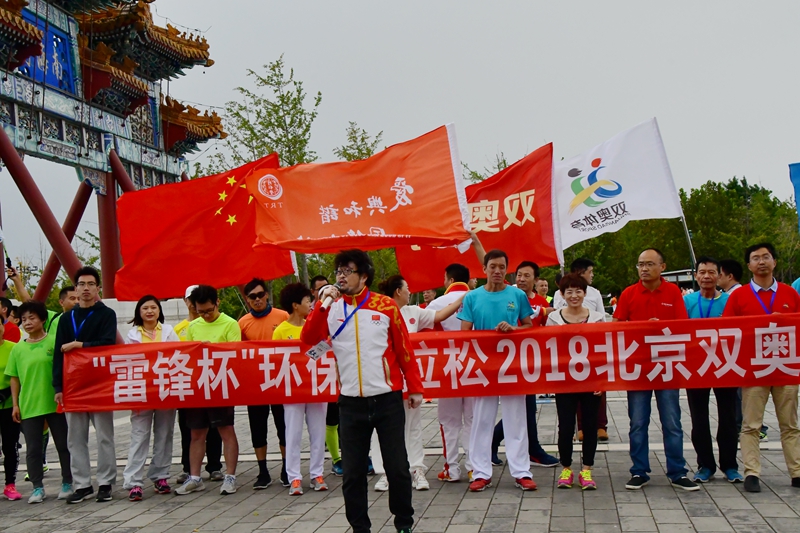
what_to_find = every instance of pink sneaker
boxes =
[557,468,573,489]
[579,470,597,490]
[4,484,22,500]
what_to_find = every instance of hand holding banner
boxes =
[245,125,470,253]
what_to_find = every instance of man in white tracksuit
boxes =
[427,263,474,482]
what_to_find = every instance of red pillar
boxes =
[97,172,119,299]
[109,149,136,193]
[0,127,83,278]
[181,172,189,182]
[33,181,94,301]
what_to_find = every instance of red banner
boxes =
[244,125,470,253]
[396,143,560,291]
[63,314,800,412]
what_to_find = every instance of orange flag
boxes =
[245,125,470,253]
[396,143,561,291]
[115,154,295,301]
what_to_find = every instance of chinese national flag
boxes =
[115,154,295,301]
[245,125,470,253]
[396,143,561,292]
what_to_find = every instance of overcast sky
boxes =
[3,0,800,269]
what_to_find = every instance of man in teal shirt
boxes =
[683,256,742,484]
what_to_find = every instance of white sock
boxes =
[190,476,201,482]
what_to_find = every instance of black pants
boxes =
[20,413,71,488]
[178,409,222,473]
[491,394,547,458]
[326,402,339,425]
[556,393,600,467]
[0,408,20,485]
[339,391,413,533]
[247,404,286,448]
[686,387,739,473]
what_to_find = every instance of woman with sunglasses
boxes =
[122,295,179,501]
[546,274,606,491]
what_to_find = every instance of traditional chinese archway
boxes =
[0,0,225,298]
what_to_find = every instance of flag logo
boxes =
[567,158,623,214]
[258,174,283,200]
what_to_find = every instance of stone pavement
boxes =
[2,391,799,533]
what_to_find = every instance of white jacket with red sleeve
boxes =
[301,286,423,398]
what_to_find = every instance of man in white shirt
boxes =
[552,258,605,313]
[719,259,743,293]
[427,263,474,482]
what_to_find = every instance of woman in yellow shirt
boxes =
[276,283,328,496]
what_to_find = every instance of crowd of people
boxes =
[0,240,798,533]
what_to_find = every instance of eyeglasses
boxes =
[196,305,217,317]
[76,281,97,288]
[247,291,267,300]
[750,254,773,264]
[334,267,358,278]
[635,262,660,269]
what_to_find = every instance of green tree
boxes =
[201,55,322,289]
[463,151,510,183]
[333,122,383,161]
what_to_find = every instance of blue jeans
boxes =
[628,389,687,481]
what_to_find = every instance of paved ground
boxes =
[3,391,799,533]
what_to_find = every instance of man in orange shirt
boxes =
[239,278,290,489]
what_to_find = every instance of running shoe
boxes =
[557,468,573,489]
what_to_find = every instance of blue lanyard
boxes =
[332,291,370,340]
[749,284,777,315]
[697,292,715,319]
[71,310,94,338]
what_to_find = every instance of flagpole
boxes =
[680,216,697,270]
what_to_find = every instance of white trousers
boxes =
[66,411,117,489]
[284,402,327,481]
[437,396,474,479]
[470,395,531,480]
[371,402,426,474]
[122,409,177,488]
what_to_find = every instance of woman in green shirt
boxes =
[7,301,72,504]
[0,320,22,500]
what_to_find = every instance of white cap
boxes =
[185,285,199,299]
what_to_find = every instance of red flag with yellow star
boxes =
[115,153,295,301]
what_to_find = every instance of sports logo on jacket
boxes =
[371,314,382,325]
[507,301,517,311]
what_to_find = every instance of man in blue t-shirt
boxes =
[683,256,743,484]
[458,249,538,492]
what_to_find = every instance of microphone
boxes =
[321,283,342,309]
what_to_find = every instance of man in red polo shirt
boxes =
[613,248,699,492]
[722,242,800,493]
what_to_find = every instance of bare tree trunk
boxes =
[298,253,309,287]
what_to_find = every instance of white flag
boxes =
[553,118,683,250]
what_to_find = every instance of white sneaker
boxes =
[374,474,389,492]
[413,469,429,491]
[28,487,45,504]
[57,483,73,500]
[220,475,237,495]
[175,478,205,495]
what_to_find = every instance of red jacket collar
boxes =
[445,282,470,294]
[343,285,371,306]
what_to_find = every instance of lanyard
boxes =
[697,292,715,319]
[749,284,777,315]
[332,291,370,340]
[71,310,94,339]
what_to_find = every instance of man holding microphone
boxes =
[302,249,422,533]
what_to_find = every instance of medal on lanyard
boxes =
[697,292,715,319]
[305,291,371,360]
[749,283,776,315]
[71,310,94,338]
